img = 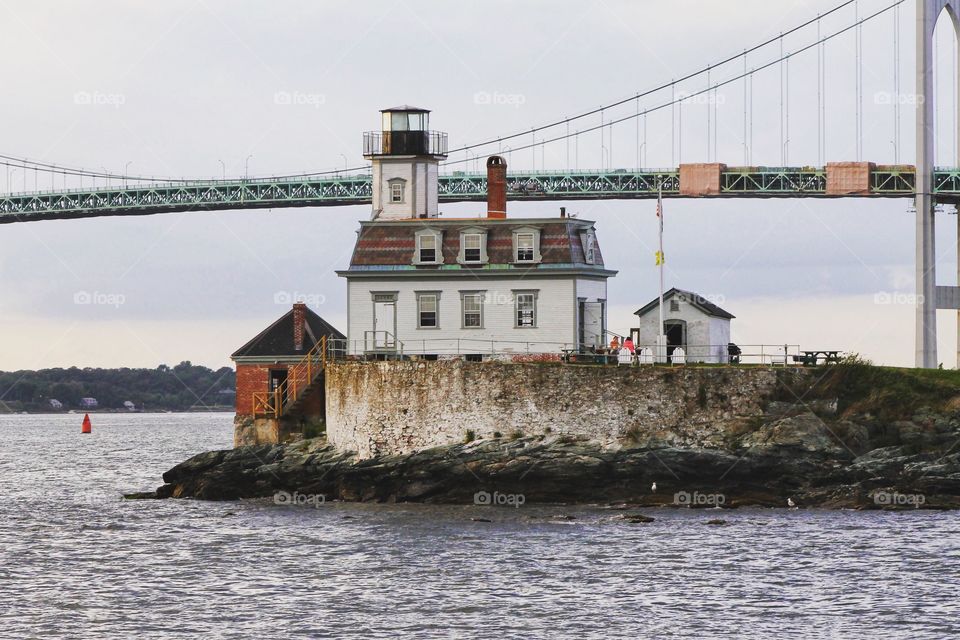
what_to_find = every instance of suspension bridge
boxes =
[1,0,959,369]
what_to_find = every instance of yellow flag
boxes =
[655,250,665,266]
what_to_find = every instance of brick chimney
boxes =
[486,155,507,219]
[292,302,306,351]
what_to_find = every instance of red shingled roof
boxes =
[347,219,605,268]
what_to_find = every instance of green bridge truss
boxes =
[0,166,955,223]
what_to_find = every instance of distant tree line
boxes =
[0,361,236,412]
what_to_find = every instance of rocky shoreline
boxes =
[136,365,960,510]
[139,418,960,510]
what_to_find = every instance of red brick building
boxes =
[231,303,345,431]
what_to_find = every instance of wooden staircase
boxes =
[252,336,329,419]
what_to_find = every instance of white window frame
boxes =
[513,290,538,328]
[387,177,406,204]
[512,227,542,264]
[458,229,488,265]
[460,291,485,329]
[580,230,597,264]
[413,229,443,265]
[416,291,441,329]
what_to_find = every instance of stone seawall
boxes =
[325,360,810,458]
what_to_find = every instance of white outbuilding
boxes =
[631,288,735,364]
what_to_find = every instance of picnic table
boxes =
[792,350,843,366]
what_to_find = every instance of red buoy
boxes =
[81,413,92,434]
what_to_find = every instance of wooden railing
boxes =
[252,336,328,418]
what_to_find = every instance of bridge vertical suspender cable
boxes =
[707,66,712,161]
[786,50,791,165]
[780,34,785,165]
[817,15,823,166]
[671,82,676,167]
[743,51,748,165]
[894,3,900,163]
[855,0,863,161]
[635,98,639,169]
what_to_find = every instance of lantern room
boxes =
[364,106,447,159]
[364,106,447,220]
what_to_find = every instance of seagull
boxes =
[651,482,657,493]
[787,497,796,508]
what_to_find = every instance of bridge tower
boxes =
[363,106,448,220]
[916,0,960,368]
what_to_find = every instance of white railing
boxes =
[333,338,816,366]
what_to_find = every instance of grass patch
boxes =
[811,358,960,421]
[464,429,476,444]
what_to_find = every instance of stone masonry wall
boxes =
[325,360,808,458]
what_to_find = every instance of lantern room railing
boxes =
[363,130,448,157]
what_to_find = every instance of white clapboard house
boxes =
[337,106,617,359]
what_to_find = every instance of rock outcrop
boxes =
[142,364,960,510]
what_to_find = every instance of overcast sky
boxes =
[2,0,959,370]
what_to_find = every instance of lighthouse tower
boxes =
[363,106,448,220]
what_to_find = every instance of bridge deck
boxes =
[0,166,954,223]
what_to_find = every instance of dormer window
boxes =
[512,228,541,264]
[457,229,488,265]
[419,235,436,262]
[414,229,443,265]
[580,230,597,264]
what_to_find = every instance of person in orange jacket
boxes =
[609,335,620,352]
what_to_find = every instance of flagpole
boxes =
[657,184,665,363]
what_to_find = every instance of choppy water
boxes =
[1,413,958,639]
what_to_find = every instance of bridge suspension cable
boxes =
[442,0,866,161]
[441,0,908,168]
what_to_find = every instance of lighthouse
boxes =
[363,106,448,220]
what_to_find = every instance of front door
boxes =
[664,320,686,362]
[373,301,396,350]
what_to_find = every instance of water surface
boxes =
[0,413,957,639]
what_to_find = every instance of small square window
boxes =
[390,183,404,203]
[516,233,535,262]
[516,293,536,327]
[463,234,482,263]
[670,300,680,312]
[418,235,437,263]
[418,294,438,328]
